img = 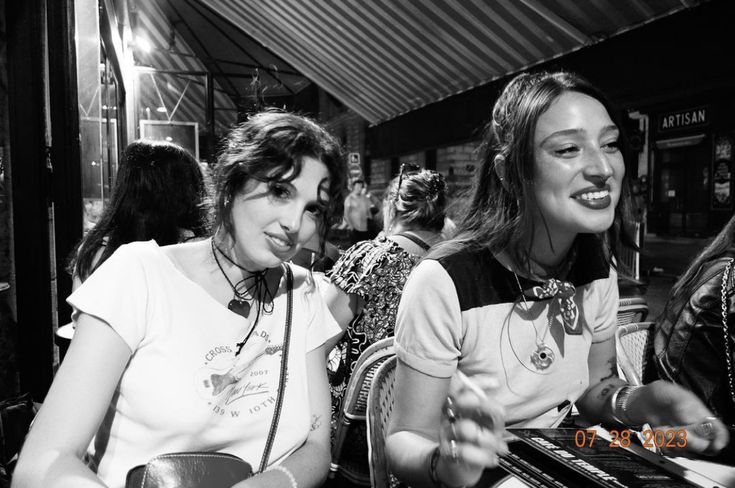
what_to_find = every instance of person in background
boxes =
[68,139,211,290]
[654,212,735,463]
[385,71,729,488]
[12,111,348,488]
[323,167,448,483]
[343,178,371,245]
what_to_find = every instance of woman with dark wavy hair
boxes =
[68,139,211,287]
[14,111,348,488]
[386,71,728,488]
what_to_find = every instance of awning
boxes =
[197,0,705,124]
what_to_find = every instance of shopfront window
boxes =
[75,0,122,233]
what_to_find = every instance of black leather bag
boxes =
[0,392,37,486]
[125,265,295,488]
[125,452,252,488]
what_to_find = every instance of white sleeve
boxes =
[394,259,463,378]
[591,266,619,344]
[66,243,151,351]
[303,275,341,352]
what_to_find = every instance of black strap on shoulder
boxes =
[394,232,431,251]
[258,264,293,472]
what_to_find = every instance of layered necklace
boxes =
[512,272,580,371]
[513,273,556,370]
[211,238,274,354]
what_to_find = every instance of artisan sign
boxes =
[658,106,708,131]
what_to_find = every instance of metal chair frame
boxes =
[616,321,656,385]
[366,355,399,488]
[330,336,395,484]
[617,296,649,328]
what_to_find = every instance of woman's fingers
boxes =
[683,416,730,456]
[446,389,506,433]
[440,417,508,468]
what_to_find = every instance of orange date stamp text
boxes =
[574,428,687,449]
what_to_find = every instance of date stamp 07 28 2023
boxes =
[574,428,687,449]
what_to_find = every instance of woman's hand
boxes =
[433,377,509,487]
[629,380,730,457]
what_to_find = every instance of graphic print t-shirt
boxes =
[67,241,339,488]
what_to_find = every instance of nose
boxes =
[584,147,614,185]
[279,205,303,235]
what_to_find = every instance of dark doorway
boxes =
[653,139,710,236]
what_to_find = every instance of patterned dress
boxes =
[326,232,425,484]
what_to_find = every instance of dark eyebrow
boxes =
[539,124,619,146]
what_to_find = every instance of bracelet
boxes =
[610,385,643,428]
[428,446,467,488]
[269,464,298,488]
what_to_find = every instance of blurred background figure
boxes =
[56,140,211,359]
[343,178,372,246]
[68,139,211,289]
[322,166,448,485]
[654,212,735,462]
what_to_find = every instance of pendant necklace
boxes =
[211,238,273,354]
[513,272,555,370]
[212,238,272,321]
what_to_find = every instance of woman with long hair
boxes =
[69,139,211,287]
[13,111,348,488]
[655,213,735,453]
[385,71,729,488]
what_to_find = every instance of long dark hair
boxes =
[431,71,636,275]
[69,139,212,281]
[213,110,346,255]
[665,214,735,316]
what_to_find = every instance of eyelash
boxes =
[602,140,620,151]
[554,140,620,156]
[269,182,291,199]
[305,203,325,217]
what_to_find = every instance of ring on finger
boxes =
[449,439,460,462]
[694,418,717,439]
[443,396,458,423]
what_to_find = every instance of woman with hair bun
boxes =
[323,166,449,481]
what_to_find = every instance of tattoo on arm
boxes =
[310,415,322,431]
[599,357,618,383]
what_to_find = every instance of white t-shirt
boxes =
[67,241,339,488]
[395,238,618,428]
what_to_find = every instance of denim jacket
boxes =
[654,252,735,427]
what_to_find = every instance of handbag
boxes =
[0,392,37,485]
[719,258,735,407]
[125,265,294,488]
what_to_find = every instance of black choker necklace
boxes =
[211,238,271,320]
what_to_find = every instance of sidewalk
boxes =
[637,233,712,321]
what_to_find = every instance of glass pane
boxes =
[75,0,103,232]
[135,71,205,160]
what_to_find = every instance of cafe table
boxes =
[476,427,735,488]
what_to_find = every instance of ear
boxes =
[493,155,509,190]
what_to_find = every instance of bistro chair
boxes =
[616,296,649,328]
[616,321,656,385]
[330,336,395,485]
[366,355,399,488]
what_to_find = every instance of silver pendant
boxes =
[531,343,555,370]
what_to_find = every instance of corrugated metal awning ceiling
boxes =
[198,0,704,124]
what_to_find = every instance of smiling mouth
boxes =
[267,234,293,248]
[575,189,610,201]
